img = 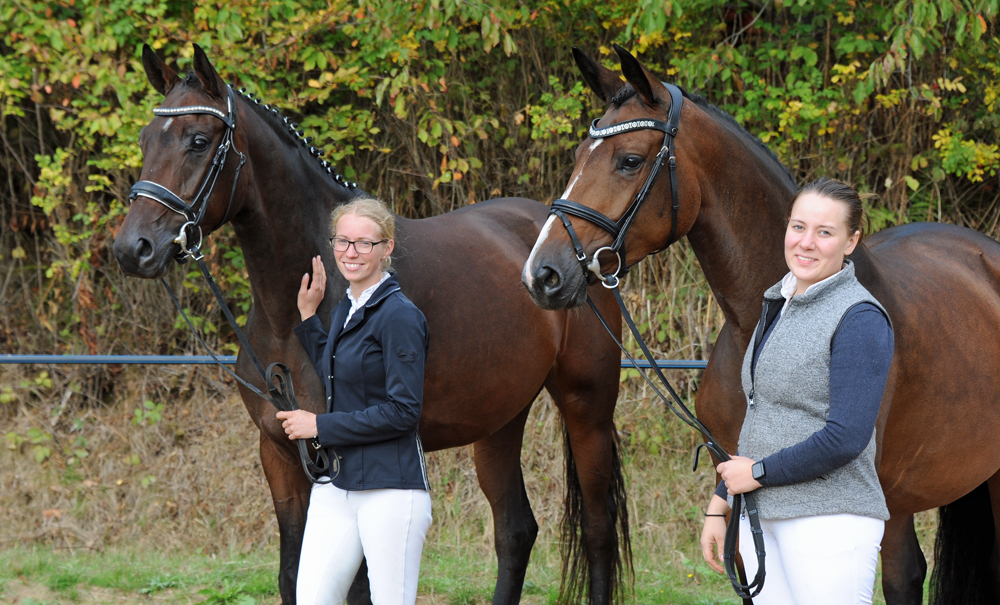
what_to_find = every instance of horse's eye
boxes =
[191,136,209,152]
[619,155,645,172]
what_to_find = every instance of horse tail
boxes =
[559,425,633,604]
[929,481,997,605]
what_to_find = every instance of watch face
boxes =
[752,462,765,480]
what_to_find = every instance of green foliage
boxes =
[26,427,53,463]
[198,580,257,605]
[0,0,997,362]
[132,399,164,426]
[138,575,181,594]
[933,126,1000,182]
[63,435,89,466]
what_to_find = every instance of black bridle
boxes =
[129,85,336,484]
[550,84,683,289]
[550,83,766,601]
[130,86,246,261]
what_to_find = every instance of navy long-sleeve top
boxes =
[714,302,894,499]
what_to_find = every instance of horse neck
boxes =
[227,103,350,339]
[681,110,796,344]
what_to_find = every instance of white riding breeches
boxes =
[739,512,884,605]
[296,483,433,605]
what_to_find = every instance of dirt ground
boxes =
[0,579,475,604]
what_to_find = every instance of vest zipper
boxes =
[748,302,770,407]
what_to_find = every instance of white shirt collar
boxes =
[778,264,845,313]
[344,272,391,327]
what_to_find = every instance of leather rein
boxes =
[549,83,765,600]
[128,84,337,484]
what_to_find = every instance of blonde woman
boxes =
[277,197,431,605]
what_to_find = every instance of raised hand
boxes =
[297,255,327,321]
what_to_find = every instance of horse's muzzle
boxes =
[522,255,588,310]
[113,230,175,279]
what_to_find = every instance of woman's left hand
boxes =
[276,410,318,441]
[717,456,762,495]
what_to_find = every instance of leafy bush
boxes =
[0,0,996,364]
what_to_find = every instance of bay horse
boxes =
[112,44,629,605]
[523,45,1000,605]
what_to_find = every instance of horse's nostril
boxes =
[136,237,154,262]
[537,265,561,293]
[544,270,559,289]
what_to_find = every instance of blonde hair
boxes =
[330,196,396,270]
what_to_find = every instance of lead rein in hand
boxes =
[585,288,765,600]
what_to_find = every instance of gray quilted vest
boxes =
[738,261,890,521]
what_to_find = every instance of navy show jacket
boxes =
[294,274,430,491]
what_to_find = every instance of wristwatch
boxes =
[751,460,766,482]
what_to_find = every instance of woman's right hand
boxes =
[297,255,327,321]
[700,494,730,574]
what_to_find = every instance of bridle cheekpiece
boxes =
[550,83,684,289]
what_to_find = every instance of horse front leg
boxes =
[880,513,926,605]
[473,403,538,605]
[547,373,628,605]
[259,433,312,604]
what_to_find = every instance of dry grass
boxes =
[0,243,714,556]
[0,243,937,603]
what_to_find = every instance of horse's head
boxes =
[113,44,242,278]
[522,45,702,310]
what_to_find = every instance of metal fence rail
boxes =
[0,354,708,369]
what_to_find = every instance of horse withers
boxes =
[114,44,630,605]
[523,44,1000,605]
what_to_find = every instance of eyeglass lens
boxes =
[332,238,377,253]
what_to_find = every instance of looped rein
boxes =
[134,85,336,484]
[552,82,766,600]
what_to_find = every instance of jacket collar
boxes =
[334,273,402,339]
[364,272,402,308]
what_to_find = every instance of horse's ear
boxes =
[613,44,660,106]
[192,44,226,99]
[142,44,178,96]
[572,47,625,104]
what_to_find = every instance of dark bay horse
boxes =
[113,45,629,605]
[523,45,1000,605]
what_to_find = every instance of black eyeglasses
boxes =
[330,237,387,254]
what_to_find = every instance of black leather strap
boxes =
[549,83,685,280]
[157,233,337,485]
[587,285,766,599]
[552,199,620,236]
